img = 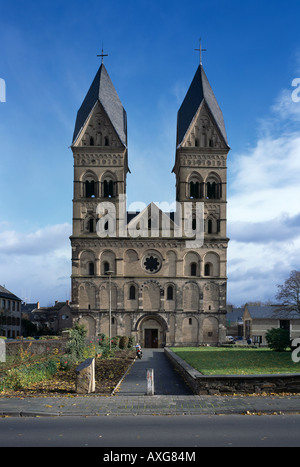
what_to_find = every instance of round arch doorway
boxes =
[136,315,167,348]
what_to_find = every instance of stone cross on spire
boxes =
[194,38,207,65]
[97,46,108,64]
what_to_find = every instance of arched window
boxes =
[207,181,216,199]
[205,263,212,276]
[89,262,95,276]
[191,263,197,276]
[167,285,174,300]
[85,180,96,198]
[206,175,222,200]
[104,136,109,146]
[190,181,200,199]
[103,262,110,274]
[103,180,114,198]
[90,136,94,146]
[129,285,136,300]
[88,218,94,233]
[208,219,213,234]
[188,174,204,199]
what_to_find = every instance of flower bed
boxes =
[1,358,58,391]
[0,349,135,396]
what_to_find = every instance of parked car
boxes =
[226,335,236,343]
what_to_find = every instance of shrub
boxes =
[83,342,97,359]
[99,333,109,347]
[2,359,58,390]
[65,323,87,361]
[59,354,76,371]
[265,328,290,352]
[111,336,120,348]
[128,336,135,348]
[119,336,129,349]
[100,346,115,359]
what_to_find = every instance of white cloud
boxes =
[228,134,300,222]
[0,223,71,255]
[227,83,300,305]
[272,87,300,122]
[0,223,72,305]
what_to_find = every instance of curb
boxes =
[111,356,137,396]
[0,411,60,417]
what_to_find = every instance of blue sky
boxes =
[1,0,300,306]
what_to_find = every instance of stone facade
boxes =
[70,61,230,347]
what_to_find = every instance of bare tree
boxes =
[276,270,300,315]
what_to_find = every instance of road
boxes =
[0,414,299,447]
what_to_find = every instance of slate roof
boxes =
[72,64,127,147]
[246,305,300,320]
[177,64,228,147]
[32,302,71,313]
[22,302,39,313]
[226,308,244,323]
[0,285,21,301]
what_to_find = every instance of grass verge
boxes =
[171,347,300,375]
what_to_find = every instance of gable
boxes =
[72,101,123,148]
[127,203,176,238]
[181,101,228,150]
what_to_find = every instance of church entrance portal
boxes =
[136,315,167,348]
[145,329,158,348]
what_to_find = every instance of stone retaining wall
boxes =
[164,348,300,395]
[5,339,68,357]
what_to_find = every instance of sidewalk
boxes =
[1,349,300,417]
[1,394,300,417]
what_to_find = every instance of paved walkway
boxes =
[116,349,193,396]
[1,349,300,417]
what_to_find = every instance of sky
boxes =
[1,0,300,306]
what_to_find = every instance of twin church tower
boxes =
[69,52,230,347]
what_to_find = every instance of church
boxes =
[69,52,230,347]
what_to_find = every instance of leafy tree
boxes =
[265,328,290,352]
[276,270,300,315]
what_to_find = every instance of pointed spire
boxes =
[72,63,127,146]
[176,64,228,147]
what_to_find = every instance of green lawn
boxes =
[171,347,300,375]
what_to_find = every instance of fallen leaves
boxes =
[0,350,135,397]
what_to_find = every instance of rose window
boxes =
[143,255,160,273]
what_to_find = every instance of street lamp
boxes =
[105,270,114,350]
